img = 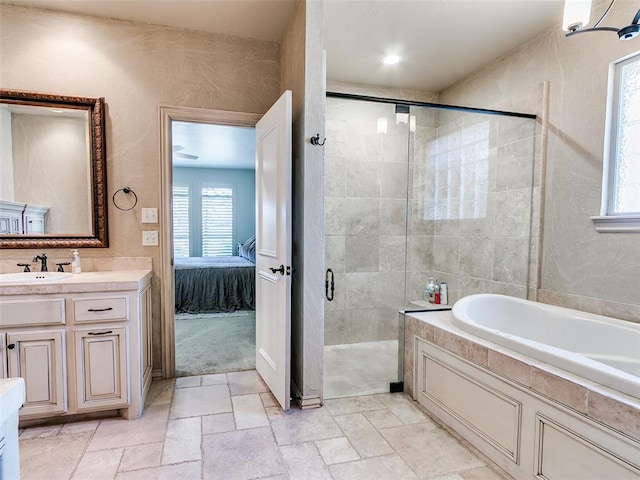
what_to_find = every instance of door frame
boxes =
[159,105,261,379]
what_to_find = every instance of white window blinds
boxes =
[172,185,190,257]
[201,185,234,256]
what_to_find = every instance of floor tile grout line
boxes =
[66,417,106,480]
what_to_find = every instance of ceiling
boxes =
[323,0,565,92]
[4,0,566,92]
[2,0,566,168]
[171,122,256,170]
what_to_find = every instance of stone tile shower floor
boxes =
[18,370,513,480]
[324,340,399,399]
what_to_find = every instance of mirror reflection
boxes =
[1,104,91,235]
[0,90,108,248]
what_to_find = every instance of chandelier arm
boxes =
[592,0,617,28]
[633,9,640,25]
[565,26,620,37]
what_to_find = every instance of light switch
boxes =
[142,208,158,223]
[142,230,158,246]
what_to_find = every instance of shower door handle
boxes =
[325,268,334,301]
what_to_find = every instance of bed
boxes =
[174,236,256,313]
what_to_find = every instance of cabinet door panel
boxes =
[75,327,128,410]
[6,330,66,416]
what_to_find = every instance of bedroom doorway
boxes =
[172,120,257,376]
[159,106,263,379]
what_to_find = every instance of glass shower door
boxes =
[323,96,410,399]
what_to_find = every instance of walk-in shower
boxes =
[323,93,537,399]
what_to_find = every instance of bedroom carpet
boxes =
[174,310,255,376]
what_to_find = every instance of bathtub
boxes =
[451,294,640,399]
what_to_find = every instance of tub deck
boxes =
[404,310,640,442]
[405,310,640,480]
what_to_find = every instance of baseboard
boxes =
[152,368,164,379]
[291,380,322,409]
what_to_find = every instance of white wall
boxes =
[439,0,640,322]
[281,0,326,406]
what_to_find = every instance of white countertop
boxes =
[0,378,25,424]
[0,270,152,296]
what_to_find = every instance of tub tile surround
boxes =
[404,311,640,442]
[18,370,513,480]
[538,288,640,325]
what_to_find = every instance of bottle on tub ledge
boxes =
[426,279,448,305]
[440,282,448,305]
[424,277,436,302]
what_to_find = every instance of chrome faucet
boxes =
[33,253,48,272]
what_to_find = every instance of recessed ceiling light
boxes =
[382,54,401,65]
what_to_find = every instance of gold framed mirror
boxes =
[0,89,108,248]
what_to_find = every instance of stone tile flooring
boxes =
[18,370,512,480]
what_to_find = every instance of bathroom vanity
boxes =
[0,270,152,422]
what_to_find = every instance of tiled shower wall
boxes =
[407,109,537,305]
[324,98,411,345]
[324,97,537,346]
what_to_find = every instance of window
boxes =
[429,120,490,221]
[201,185,234,256]
[172,183,235,257]
[172,185,190,257]
[593,52,640,232]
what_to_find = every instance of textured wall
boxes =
[0,4,282,369]
[439,0,640,322]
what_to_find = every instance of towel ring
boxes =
[112,187,138,211]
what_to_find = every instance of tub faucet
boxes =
[33,253,48,272]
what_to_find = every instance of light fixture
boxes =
[409,115,416,133]
[382,54,401,65]
[377,117,388,134]
[395,104,409,125]
[563,0,640,40]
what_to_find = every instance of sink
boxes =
[0,271,73,284]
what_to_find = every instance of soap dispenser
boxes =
[71,249,82,274]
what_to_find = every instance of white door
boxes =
[255,90,292,410]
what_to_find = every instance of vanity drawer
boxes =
[73,297,129,323]
[0,299,65,327]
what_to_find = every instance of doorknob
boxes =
[269,265,285,275]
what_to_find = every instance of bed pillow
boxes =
[239,235,256,263]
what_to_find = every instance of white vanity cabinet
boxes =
[5,329,66,417]
[74,326,128,411]
[0,270,152,422]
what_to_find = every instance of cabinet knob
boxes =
[7,343,15,350]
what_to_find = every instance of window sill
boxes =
[591,215,640,233]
